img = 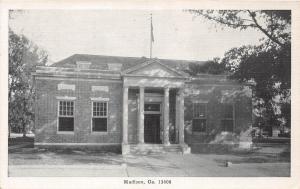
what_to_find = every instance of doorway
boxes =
[144,114,162,144]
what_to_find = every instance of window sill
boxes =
[57,131,75,134]
[91,131,108,135]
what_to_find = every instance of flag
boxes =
[151,16,154,42]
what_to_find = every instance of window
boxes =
[221,104,234,132]
[92,101,108,132]
[58,101,74,132]
[144,103,161,112]
[192,103,207,132]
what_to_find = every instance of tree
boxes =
[187,10,291,48]
[187,58,226,76]
[221,38,291,130]
[188,10,291,129]
[9,29,48,137]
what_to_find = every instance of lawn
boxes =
[8,134,290,166]
[8,148,290,177]
[9,148,124,165]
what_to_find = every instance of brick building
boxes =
[33,54,252,154]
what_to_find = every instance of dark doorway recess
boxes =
[144,114,161,144]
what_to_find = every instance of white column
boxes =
[178,89,185,144]
[175,91,180,143]
[163,87,170,145]
[138,87,145,143]
[122,86,128,144]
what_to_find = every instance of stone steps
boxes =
[129,144,183,155]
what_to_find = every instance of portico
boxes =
[121,59,190,154]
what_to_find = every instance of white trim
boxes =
[36,66,118,73]
[33,72,121,80]
[144,102,161,114]
[56,96,77,100]
[122,59,188,77]
[35,142,121,146]
[36,68,120,75]
[35,76,122,83]
[90,131,108,135]
[35,71,121,78]
[57,131,75,134]
[91,85,109,92]
[108,63,122,71]
[76,61,92,69]
[123,74,189,80]
[57,83,75,91]
[90,97,109,101]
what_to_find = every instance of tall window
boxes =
[58,101,74,132]
[221,104,234,132]
[192,103,207,132]
[92,101,108,132]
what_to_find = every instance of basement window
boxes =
[58,101,74,132]
[221,104,234,132]
[92,101,108,132]
[192,103,207,132]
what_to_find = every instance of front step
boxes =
[128,144,183,155]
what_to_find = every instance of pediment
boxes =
[123,60,186,78]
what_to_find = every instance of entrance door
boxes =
[144,114,161,144]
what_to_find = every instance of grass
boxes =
[8,135,34,150]
[213,146,290,164]
[9,147,124,165]
[252,137,290,144]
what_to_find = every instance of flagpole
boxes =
[150,13,153,59]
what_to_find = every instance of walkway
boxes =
[9,153,290,177]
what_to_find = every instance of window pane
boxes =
[59,117,74,131]
[92,101,107,117]
[221,120,233,132]
[193,103,206,118]
[144,104,160,112]
[92,118,107,131]
[223,104,233,118]
[70,106,74,115]
[59,101,74,116]
[192,119,206,132]
[66,106,70,115]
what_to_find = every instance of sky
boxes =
[9,10,264,63]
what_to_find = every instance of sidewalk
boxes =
[8,154,290,177]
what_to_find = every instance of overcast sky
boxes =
[9,10,264,63]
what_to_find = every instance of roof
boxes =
[51,54,208,73]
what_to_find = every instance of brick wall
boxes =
[34,76,252,147]
[35,77,123,144]
[184,81,252,145]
